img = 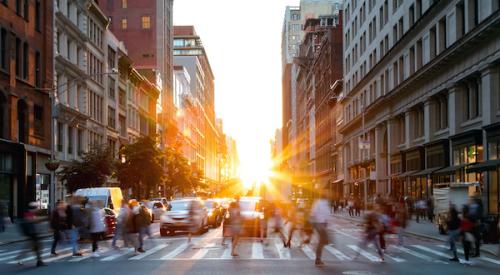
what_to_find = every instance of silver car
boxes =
[159,198,208,236]
[143,201,167,221]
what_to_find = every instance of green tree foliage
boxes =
[58,145,114,193]
[116,136,164,199]
[163,146,207,197]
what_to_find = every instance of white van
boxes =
[75,187,123,214]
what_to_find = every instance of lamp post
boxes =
[330,83,369,211]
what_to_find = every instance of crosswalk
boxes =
[1,237,499,266]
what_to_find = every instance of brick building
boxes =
[0,0,54,219]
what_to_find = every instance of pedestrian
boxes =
[447,205,461,262]
[310,190,331,267]
[348,197,354,216]
[259,200,270,243]
[187,200,197,244]
[355,197,361,216]
[16,202,46,267]
[50,200,69,255]
[460,205,475,265]
[133,201,151,252]
[89,200,106,257]
[284,204,298,248]
[229,197,241,257]
[112,199,131,249]
[377,203,390,251]
[66,196,85,256]
[427,196,435,223]
[271,202,286,245]
[394,202,408,246]
[355,208,384,262]
[468,196,483,257]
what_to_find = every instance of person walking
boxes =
[50,201,69,255]
[395,202,408,246]
[16,202,46,267]
[460,205,475,265]
[134,202,151,252]
[427,197,435,223]
[66,196,85,256]
[348,197,354,217]
[89,201,106,257]
[112,199,131,249]
[229,198,241,257]
[447,205,461,262]
[355,209,384,262]
[468,196,483,258]
[310,191,331,267]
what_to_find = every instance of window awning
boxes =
[398,170,418,178]
[413,167,444,177]
[466,159,500,173]
[433,163,468,175]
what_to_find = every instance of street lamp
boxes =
[43,70,118,210]
[330,82,369,211]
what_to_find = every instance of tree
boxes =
[115,136,163,199]
[163,147,207,197]
[58,145,114,193]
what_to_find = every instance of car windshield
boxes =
[143,201,154,209]
[85,196,107,208]
[170,201,190,211]
[239,200,257,211]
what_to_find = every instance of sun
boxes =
[239,161,272,189]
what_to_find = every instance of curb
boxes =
[333,214,499,258]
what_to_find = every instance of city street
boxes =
[0,217,498,275]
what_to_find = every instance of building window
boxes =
[121,18,127,29]
[107,47,116,69]
[122,0,127,8]
[416,39,423,70]
[89,90,103,123]
[456,1,465,39]
[35,0,41,31]
[77,129,84,156]
[57,122,63,152]
[464,77,481,121]
[15,38,21,77]
[409,4,415,27]
[68,126,74,154]
[429,26,437,59]
[141,16,151,29]
[23,42,28,79]
[16,0,21,15]
[119,89,126,108]
[108,77,115,100]
[435,94,449,130]
[438,17,447,53]
[23,0,28,20]
[35,51,40,87]
[414,105,424,138]
[34,104,43,136]
[0,28,6,70]
[397,115,405,145]
[108,107,116,129]
[0,93,6,139]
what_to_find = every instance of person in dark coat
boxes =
[447,205,461,261]
[50,201,69,255]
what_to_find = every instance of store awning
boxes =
[433,163,468,175]
[398,170,418,178]
[466,159,500,173]
[413,167,444,177]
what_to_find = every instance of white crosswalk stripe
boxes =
[220,245,232,259]
[9,247,72,264]
[160,243,189,260]
[101,248,134,261]
[325,245,351,260]
[436,245,500,265]
[191,243,215,259]
[347,245,380,262]
[392,245,444,263]
[68,247,111,262]
[412,245,450,258]
[252,242,264,259]
[301,245,316,260]
[275,241,291,259]
[130,244,168,260]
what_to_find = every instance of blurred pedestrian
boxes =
[394,202,408,246]
[310,191,331,267]
[67,196,86,256]
[447,205,461,262]
[229,197,241,257]
[259,200,270,243]
[89,201,106,257]
[355,208,384,262]
[16,202,46,267]
[355,197,361,216]
[348,197,354,216]
[427,196,435,223]
[460,205,475,265]
[284,204,298,248]
[50,200,69,255]
[133,201,151,252]
[187,200,197,244]
[468,196,483,257]
[112,199,131,249]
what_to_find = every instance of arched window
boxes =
[0,93,6,139]
[17,99,28,143]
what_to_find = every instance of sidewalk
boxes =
[0,221,51,246]
[332,211,500,257]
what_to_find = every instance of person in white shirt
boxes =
[310,190,331,267]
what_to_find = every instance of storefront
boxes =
[450,130,483,186]
[389,153,403,198]
[403,147,424,198]
[0,140,27,220]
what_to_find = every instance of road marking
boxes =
[220,246,232,259]
[275,241,291,259]
[68,247,111,262]
[393,245,435,262]
[325,245,351,260]
[348,245,380,262]
[191,243,215,259]
[9,247,72,264]
[252,242,264,259]
[301,245,316,260]
[160,243,189,260]
[334,229,358,240]
[383,252,406,263]
[436,245,500,265]
[44,249,91,263]
[130,244,168,260]
[412,245,450,258]
[100,248,134,261]
[0,248,50,262]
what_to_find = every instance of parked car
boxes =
[223,197,266,237]
[159,198,208,236]
[142,200,167,221]
[103,207,117,237]
[75,187,123,215]
[204,199,222,227]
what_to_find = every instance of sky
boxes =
[174,0,300,185]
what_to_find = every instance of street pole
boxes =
[362,104,367,211]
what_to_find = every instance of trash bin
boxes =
[483,215,499,244]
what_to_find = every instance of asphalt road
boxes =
[0,217,498,275]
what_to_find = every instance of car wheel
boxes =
[160,229,167,237]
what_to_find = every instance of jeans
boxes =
[112,223,122,247]
[397,226,405,245]
[51,230,62,253]
[138,227,148,249]
[69,228,79,254]
[313,223,328,261]
[91,233,100,252]
[448,229,460,258]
